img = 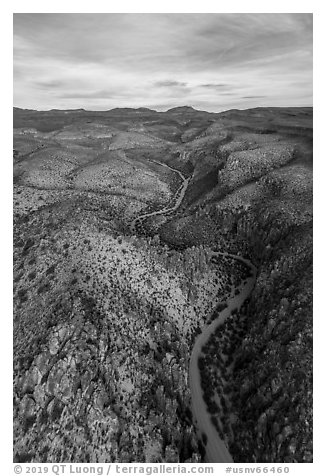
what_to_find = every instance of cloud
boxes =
[35,80,67,89]
[154,80,188,88]
[200,83,229,89]
[59,90,116,99]
[242,96,267,99]
[13,13,313,111]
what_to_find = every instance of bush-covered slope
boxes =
[13,106,313,463]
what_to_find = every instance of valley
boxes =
[13,105,313,464]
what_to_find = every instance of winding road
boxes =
[130,153,192,235]
[189,253,257,462]
[130,154,257,463]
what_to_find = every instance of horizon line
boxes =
[13,104,313,114]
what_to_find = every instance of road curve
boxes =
[189,253,257,462]
[130,153,191,234]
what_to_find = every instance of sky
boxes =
[13,13,313,112]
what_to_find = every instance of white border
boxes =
[3,2,322,474]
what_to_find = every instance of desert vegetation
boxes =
[13,105,312,463]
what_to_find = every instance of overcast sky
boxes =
[13,13,313,112]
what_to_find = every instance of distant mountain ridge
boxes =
[166,106,198,113]
[13,105,207,114]
[13,105,313,116]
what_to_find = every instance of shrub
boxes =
[46,264,55,276]
[28,271,36,281]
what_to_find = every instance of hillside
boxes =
[13,106,313,463]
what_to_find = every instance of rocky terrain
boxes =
[13,105,312,463]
